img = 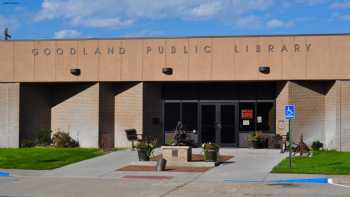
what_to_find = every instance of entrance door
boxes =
[200,103,237,146]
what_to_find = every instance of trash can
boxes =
[156,159,167,171]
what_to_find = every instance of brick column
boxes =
[0,83,19,147]
[114,82,143,147]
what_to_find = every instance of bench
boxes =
[125,129,143,150]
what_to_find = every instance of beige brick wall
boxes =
[0,83,19,147]
[275,82,289,136]
[324,81,341,150]
[114,82,143,147]
[51,83,99,147]
[276,81,336,147]
[339,81,350,151]
[289,81,326,144]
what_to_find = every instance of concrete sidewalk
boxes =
[42,148,286,180]
[197,148,287,182]
[43,150,138,178]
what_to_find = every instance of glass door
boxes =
[200,104,217,143]
[200,103,237,146]
[220,104,237,145]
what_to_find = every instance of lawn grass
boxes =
[272,150,350,175]
[0,147,105,170]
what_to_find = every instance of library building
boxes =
[0,34,350,150]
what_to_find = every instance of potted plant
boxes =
[135,139,156,161]
[202,143,220,162]
[248,131,265,149]
[311,140,323,151]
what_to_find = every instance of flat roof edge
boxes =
[2,32,350,42]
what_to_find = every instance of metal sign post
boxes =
[284,104,296,169]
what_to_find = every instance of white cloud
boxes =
[191,2,223,18]
[235,15,262,28]
[123,29,166,37]
[266,19,294,29]
[35,0,275,29]
[334,13,350,21]
[331,1,350,9]
[53,29,81,39]
[294,0,325,5]
[81,18,133,28]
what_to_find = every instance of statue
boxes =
[293,134,310,156]
[173,121,192,146]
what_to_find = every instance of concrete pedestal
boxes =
[161,146,192,162]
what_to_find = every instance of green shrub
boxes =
[37,128,52,146]
[165,137,175,146]
[135,139,157,158]
[52,131,79,148]
[202,143,220,151]
[311,140,324,151]
[21,139,36,148]
[248,131,265,148]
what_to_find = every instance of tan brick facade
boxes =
[114,83,144,147]
[2,80,350,150]
[274,80,350,151]
[51,83,100,147]
[0,83,19,147]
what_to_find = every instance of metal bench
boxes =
[125,129,143,150]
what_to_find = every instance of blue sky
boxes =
[1,0,350,39]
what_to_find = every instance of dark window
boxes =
[182,103,198,131]
[239,102,256,132]
[201,105,216,143]
[256,102,275,132]
[164,103,180,132]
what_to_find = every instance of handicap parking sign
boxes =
[284,104,296,120]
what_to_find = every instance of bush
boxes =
[311,140,324,151]
[21,139,36,148]
[52,131,79,148]
[202,143,220,151]
[135,138,157,158]
[248,131,265,148]
[37,128,52,146]
[165,137,175,146]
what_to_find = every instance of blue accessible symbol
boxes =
[284,104,296,120]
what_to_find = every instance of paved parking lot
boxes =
[1,149,350,197]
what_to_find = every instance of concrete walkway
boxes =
[43,150,138,178]
[197,148,287,182]
[42,148,286,181]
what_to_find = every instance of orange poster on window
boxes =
[241,109,253,119]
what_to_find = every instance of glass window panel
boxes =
[164,103,180,132]
[221,105,236,144]
[239,103,256,132]
[256,102,275,132]
[182,103,198,132]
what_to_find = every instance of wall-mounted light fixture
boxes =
[162,67,173,75]
[258,65,270,74]
[70,68,81,76]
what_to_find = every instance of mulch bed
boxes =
[117,165,211,173]
[151,154,233,162]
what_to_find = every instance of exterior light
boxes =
[70,68,81,76]
[162,67,173,75]
[259,66,270,74]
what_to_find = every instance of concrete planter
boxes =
[137,149,150,161]
[204,149,219,162]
